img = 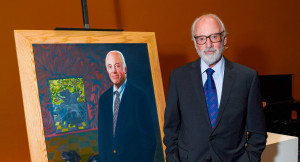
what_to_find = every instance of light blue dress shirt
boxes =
[201,57,225,108]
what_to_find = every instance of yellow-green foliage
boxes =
[49,78,86,105]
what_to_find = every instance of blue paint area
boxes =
[53,89,89,133]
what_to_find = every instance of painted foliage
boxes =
[49,78,89,134]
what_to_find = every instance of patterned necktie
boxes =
[204,68,218,128]
[113,91,120,137]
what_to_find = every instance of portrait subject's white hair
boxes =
[105,50,127,69]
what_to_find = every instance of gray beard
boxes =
[196,45,224,66]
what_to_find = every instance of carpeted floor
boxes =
[46,131,98,162]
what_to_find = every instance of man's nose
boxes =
[206,38,213,48]
[113,67,117,72]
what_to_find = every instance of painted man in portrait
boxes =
[98,50,157,162]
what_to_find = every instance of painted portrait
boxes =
[32,43,164,161]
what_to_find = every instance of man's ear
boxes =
[125,66,127,74]
[223,36,227,46]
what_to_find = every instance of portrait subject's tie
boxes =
[113,91,120,137]
[204,68,218,128]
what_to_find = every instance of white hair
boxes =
[191,14,227,40]
[105,50,127,69]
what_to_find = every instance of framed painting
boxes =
[14,30,166,162]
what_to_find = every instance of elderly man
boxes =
[163,14,267,162]
[98,50,156,162]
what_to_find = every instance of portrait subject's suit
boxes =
[164,58,267,162]
[98,82,157,162]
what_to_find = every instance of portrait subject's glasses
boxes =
[194,31,224,45]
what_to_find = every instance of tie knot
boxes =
[114,91,120,97]
[206,68,215,76]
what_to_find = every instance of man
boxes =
[163,14,267,162]
[98,50,156,162]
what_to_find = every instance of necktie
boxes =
[204,68,218,128]
[113,91,120,137]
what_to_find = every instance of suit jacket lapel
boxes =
[212,58,236,132]
[106,87,114,139]
[190,59,212,130]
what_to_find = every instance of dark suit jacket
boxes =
[163,58,267,162]
[98,82,157,162]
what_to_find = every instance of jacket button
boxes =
[205,157,212,162]
[113,150,117,154]
[209,136,214,141]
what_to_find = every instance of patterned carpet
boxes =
[45,130,164,162]
[46,130,98,162]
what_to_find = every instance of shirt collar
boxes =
[113,79,127,95]
[201,56,225,75]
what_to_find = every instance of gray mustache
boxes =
[204,49,217,52]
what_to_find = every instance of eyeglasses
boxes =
[194,31,224,45]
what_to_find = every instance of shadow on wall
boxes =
[113,0,123,29]
[159,53,188,95]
